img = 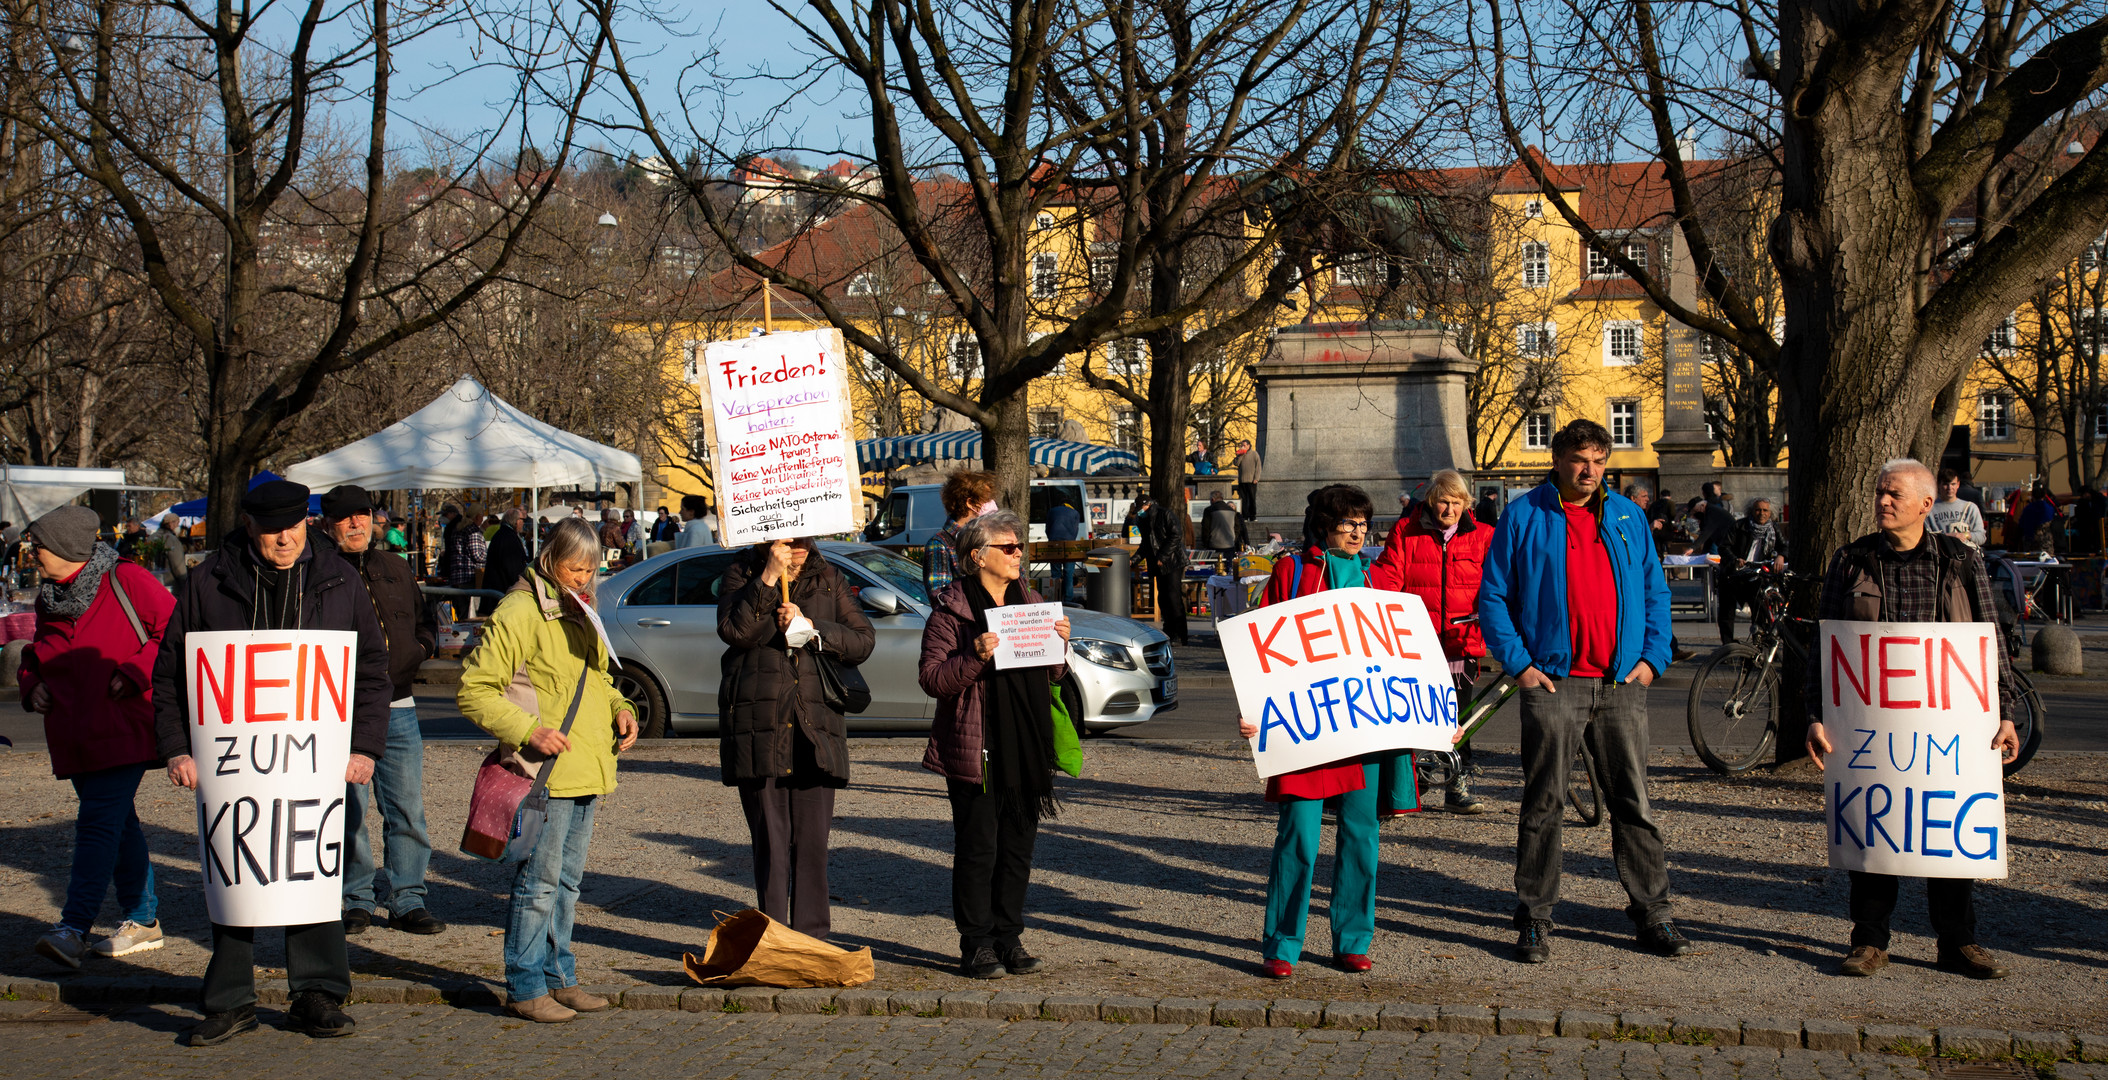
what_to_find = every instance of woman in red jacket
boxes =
[1237,484,1397,978]
[1372,469,1494,814]
[18,506,176,970]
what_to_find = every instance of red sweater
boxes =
[1562,502,1617,678]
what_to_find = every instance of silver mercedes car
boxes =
[593,541,1177,737]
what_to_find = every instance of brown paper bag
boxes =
[682,908,875,988]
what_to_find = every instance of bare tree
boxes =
[1972,251,2108,489]
[1474,0,2108,557]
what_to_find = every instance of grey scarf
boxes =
[39,543,120,621]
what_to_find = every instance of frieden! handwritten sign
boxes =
[186,630,359,926]
[1221,586,1458,778]
[1820,620,2006,879]
[696,328,863,545]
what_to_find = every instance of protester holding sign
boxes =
[150,480,392,1046]
[1234,484,1404,978]
[22,506,177,970]
[1372,469,1494,815]
[918,509,1072,980]
[458,516,639,1023]
[1477,420,1686,964]
[319,485,443,938]
[717,536,875,940]
[1805,458,2021,981]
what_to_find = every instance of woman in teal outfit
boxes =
[1238,484,1414,978]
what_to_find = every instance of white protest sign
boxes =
[1820,620,2006,879]
[697,328,863,546]
[991,602,1065,670]
[1221,586,1458,778]
[186,630,359,926]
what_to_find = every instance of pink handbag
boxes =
[460,667,588,862]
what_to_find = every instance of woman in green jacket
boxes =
[458,516,637,1024]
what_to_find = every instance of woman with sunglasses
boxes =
[1237,484,1397,978]
[918,509,1071,980]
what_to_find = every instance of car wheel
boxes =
[610,661,672,738]
[1061,674,1090,739]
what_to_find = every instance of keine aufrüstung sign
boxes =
[1221,586,1458,779]
[1819,619,2006,879]
[186,630,358,926]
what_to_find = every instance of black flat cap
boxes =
[320,484,375,520]
[241,479,311,532]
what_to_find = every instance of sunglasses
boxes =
[982,542,1023,555]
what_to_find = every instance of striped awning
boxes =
[856,433,1141,474]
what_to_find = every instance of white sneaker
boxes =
[90,919,164,958]
[35,925,85,969]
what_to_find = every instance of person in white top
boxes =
[676,494,717,549]
[1930,467,1987,545]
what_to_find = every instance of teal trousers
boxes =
[1262,758,1400,963]
[1374,750,1419,814]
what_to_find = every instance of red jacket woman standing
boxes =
[1373,469,1495,812]
[18,506,175,969]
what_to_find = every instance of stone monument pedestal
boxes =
[1250,321,1478,528]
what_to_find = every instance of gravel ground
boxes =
[1,740,2102,1034]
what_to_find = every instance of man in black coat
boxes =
[152,480,392,1046]
[319,485,444,938]
[483,508,531,598]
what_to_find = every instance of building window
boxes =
[1586,240,1649,278]
[1107,338,1145,376]
[689,415,709,460]
[1524,199,1543,219]
[1524,411,1553,450]
[1516,321,1555,357]
[1032,408,1064,439]
[1335,252,1381,288]
[1978,393,2013,441]
[1983,313,2017,356]
[1035,211,1055,230]
[846,272,877,297]
[1090,243,1117,293]
[1608,400,1640,448]
[1520,241,1549,287]
[1272,247,1302,285]
[1032,253,1059,298]
[2094,402,2108,440]
[947,335,981,381]
[680,340,705,382]
[1112,407,1142,453]
[2085,236,2105,271]
[1604,321,1643,366]
[1697,333,1724,362]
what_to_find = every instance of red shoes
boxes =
[1338,954,1373,973]
[1261,959,1294,979]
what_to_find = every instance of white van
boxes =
[868,478,1093,546]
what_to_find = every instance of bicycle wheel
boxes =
[2004,670,2045,777]
[1687,643,1780,774]
[1567,741,1604,827]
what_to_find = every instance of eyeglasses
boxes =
[983,542,1023,555]
[1335,520,1371,532]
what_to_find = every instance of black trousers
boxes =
[1716,571,1746,643]
[202,921,351,1013]
[1237,483,1257,520]
[1848,872,1976,952]
[1153,563,1188,643]
[736,774,837,941]
[945,779,1040,957]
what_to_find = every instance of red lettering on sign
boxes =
[195,643,235,725]
[1350,603,1395,657]
[1248,618,1298,674]
[1382,603,1423,660]
[1877,636,1921,709]
[1830,634,1871,707]
[245,643,292,722]
[1295,609,1338,663]
[313,646,351,723]
[1940,635,1991,712]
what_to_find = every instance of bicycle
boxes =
[1416,672,1604,827]
[1687,563,2044,776]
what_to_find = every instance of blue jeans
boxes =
[344,705,434,914]
[61,764,158,934]
[506,795,597,1002]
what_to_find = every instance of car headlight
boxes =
[1069,637,1137,670]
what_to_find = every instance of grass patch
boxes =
[1614,1027,1672,1044]
[1883,1038,1932,1058]
[720,1000,747,1014]
[820,1004,839,1015]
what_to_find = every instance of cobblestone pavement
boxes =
[14,1004,2077,1079]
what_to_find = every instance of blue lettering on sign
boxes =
[1343,675,1381,729]
[1310,678,1343,733]
[1925,733,1961,775]
[1833,783,1864,847]
[1847,729,1878,769]
[1886,732,1918,773]
[1918,790,1956,857]
[1385,676,1413,719]
[1256,697,1300,751]
[1955,792,2000,860]
[1865,783,1900,853]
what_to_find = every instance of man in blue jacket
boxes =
[1478,419,1690,963]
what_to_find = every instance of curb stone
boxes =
[4,976,2099,1063]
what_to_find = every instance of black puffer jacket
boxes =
[716,550,874,785]
[342,545,437,698]
[151,527,393,761]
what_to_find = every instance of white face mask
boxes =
[975,500,999,517]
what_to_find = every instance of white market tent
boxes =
[284,376,643,498]
[0,465,173,527]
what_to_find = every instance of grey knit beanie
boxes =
[28,505,100,563]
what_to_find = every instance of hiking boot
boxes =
[285,990,356,1037]
[188,1006,259,1047]
[506,995,576,1023]
[1515,922,1551,963]
[1936,944,2010,980]
[960,946,1006,980]
[1000,946,1044,975]
[550,986,609,1012]
[1838,945,1888,977]
[34,925,84,970]
[389,908,446,935]
[1444,773,1486,814]
[91,919,164,958]
[1638,922,1695,957]
[342,908,372,936]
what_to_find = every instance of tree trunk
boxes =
[982,394,1033,528]
[1148,332,1195,516]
